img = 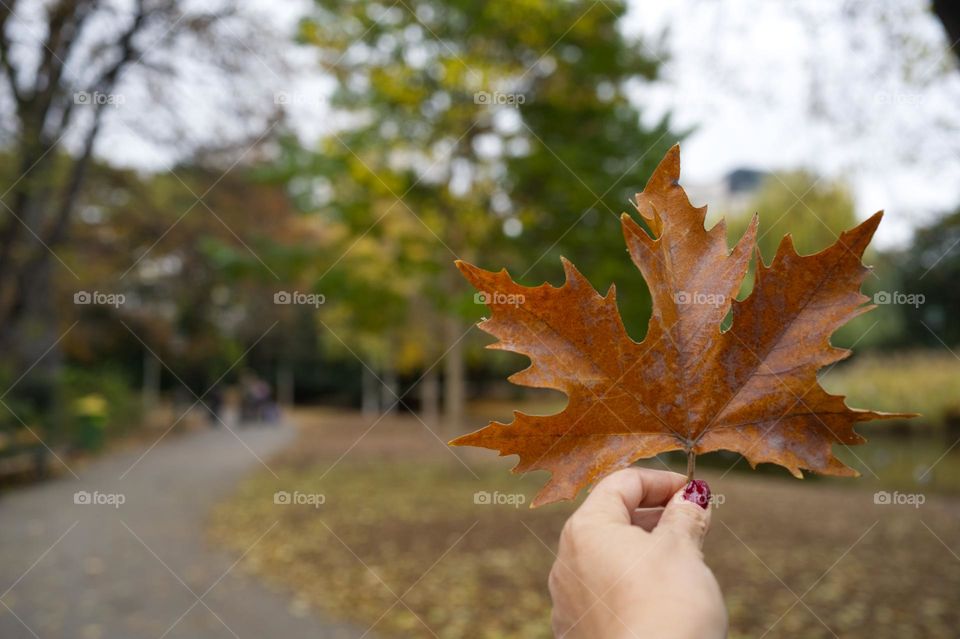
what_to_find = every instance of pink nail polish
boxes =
[683,480,710,509]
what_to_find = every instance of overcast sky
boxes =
[621,0,960,247]
[89,0,960,248]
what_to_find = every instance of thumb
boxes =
[655,480,712,550]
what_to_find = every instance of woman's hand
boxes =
[548,468,726,639]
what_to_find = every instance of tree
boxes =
[932,0,960,64]
[55,158,305,412]
[727,171,857,263]
[294,0,676,430]
[726,171,900,349]
[0,0,283,383]
[896,208,960,347]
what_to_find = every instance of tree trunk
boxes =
[933,0,960,65]
[419,365,440,429]
[380,364,398,415]
[443,315,466,433]
[143,351,161,414]
[277,359,294,408]
[361,366,379,419]
[5,260,63,434]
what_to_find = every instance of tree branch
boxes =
[0,0,24,110]
[932,0,960,66]
[0,0,151,329]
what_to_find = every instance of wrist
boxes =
[599,599,727,639]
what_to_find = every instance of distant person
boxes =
[549,468,724,638]
[240,373,278,425]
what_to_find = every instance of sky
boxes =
[74,0,960,249]
[621,0,960,246]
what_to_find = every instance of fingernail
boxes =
[682,480,710,509]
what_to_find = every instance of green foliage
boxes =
[59,366,143,443]
[894,208,960,347]
[728,171,857,262]
[726,172,900,349]
[65,161,310,395]
[0,367,43,434]
[290,0,678,364]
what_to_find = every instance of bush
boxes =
[60,366,142,445]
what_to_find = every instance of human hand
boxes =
[548,468,725,639]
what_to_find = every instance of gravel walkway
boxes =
[0,423,365,639]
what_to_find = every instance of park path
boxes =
[0,423,365,639]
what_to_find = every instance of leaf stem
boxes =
[686,450,696,482]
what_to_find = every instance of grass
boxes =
[210,408,960,639]
[821,350,960,426]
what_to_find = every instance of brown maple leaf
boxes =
[451,145,913,507]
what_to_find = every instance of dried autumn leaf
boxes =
[451,145,913,507]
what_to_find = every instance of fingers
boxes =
[630,507,664,531]
[654,481,713,550]
[578,467,689,526]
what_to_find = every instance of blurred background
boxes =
[1,1,959,638]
